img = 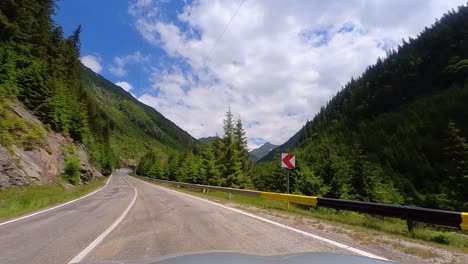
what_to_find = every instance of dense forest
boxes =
[0,0,196,179]
[140,5,468,211]
[137,109,252,189]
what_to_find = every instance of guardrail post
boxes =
[203,189,206,193]
[228,193,232,200]
[407,220,415,232]
[177,184,180,188]
[284,201,290,209]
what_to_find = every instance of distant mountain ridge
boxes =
[198,136,218,144]
[249,142,278,161]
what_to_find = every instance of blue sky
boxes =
[53,0,466,150]
[54,0,190,95]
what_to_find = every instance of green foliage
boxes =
[21,124,45,150]
[0,177,107,221]
[1,1,91,145]
[0,95,45,151]
[0,0,198,177]
[295,168,322,196]
[80,65,197,164]
[200,145,221,185]
[0,96,26,147]
[61,156,81,185]
[0,43,19,95]
[443,121,468,206]
[430,233,451,245]
[251,161,288,192]
[137,109,252,189]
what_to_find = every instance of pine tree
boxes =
[211,135,226,184]
[201,145,221,185]
[223,107,234,139]
[218,109,254,188]
[165,154,179,181]
[349,143,372,201]
[223,133,242,187]
[234,118,250,173]
[445,122,468,202]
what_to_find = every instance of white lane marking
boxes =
[137,178,388,261]
[0,175,113,227]
[68,176,138,264]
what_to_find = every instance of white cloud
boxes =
[80,55,102,73]
[115,81,133,92]
[129,0,466,149]
[109,51,149,77]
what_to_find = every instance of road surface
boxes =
[0,173,379,264]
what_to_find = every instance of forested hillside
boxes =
[137,109,253,189]
[0,0,196,179]
[260,5,468,210]
[249,142,278,161]
[81,66,197,166]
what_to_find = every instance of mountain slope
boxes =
[259,133,301,162]
[249,142,278,161]
[0,0,197,185]
[81,66,197,165]
[259,5,468,210]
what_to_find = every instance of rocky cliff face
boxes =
[0,102,101,190]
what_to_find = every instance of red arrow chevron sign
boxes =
[281,153,295,169]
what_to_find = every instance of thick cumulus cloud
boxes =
[129,0,465,149]
[80,55,102,73]
[115,81,133,92]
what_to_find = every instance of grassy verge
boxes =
[138,176,468,252]
[0,177,108,221]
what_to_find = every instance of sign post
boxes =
[281,153,295,193]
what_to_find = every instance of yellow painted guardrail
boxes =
[461,212,468,231]
[143,177,468,231]
[260,192,318,206]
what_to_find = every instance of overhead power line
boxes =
[200,0,246,69]
[173,2,194,63]
[170,0,246,98]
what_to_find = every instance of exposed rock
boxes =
[11,103,42,125]
[76,144,94,182]
[12,132,67,185]
[0,102,102,189]
[0,146,28,189]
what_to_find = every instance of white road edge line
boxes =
[138,177,388,262]
[0,175,113,227]
[68,176,138,264]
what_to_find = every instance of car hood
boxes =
[80,251,395,264]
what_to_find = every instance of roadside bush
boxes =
[62,157,81,185]
[0,97,26,147]
[430,233,452,244]
[21,125,45,150]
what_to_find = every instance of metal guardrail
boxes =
[144,177,467,231]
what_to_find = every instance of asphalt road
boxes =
[0,173,375,264]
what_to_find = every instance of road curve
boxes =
[0,173,134,264]
[0,173,376,264]
[84,175,354,263]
